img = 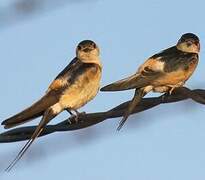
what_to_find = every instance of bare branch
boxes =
[0,87,205,143]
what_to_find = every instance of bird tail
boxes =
[1,92,58,129]
[100,74,145,92]
[117,88,147,130]
[5,108,57,172]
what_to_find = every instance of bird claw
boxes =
[67,111,86,124]
[168,87,175,95]
[161,92,169,102]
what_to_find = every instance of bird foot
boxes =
[67,111,86,124]
[161,92,169,102]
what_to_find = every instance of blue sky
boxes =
[0,0,205,179]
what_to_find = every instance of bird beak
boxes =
[83,48,92,52]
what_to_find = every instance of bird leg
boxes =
[168,82,184,95]
[66,108,85,124]
[66,108,74,115]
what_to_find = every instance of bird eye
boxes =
[92,43,96,48]
[78,45,82,50]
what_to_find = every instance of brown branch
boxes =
[0,87,205,143]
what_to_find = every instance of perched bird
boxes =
[2,40,102,171]
[101,33,200,130]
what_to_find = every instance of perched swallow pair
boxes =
[2,32,200,170]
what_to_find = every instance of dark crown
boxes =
[180,33,199,42]
[78,40,96,47]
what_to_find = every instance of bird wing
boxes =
[1,58,79,129]
[100,46,185,92]
[47,57,79,92]
[1,92,59,129]
[101,58,164,91]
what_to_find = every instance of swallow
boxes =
[2,40,102,171]
[101,33,200,130]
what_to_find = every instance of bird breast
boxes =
[59,65,101,110]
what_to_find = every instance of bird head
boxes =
[177,33,200,54]
[76,40,100,64]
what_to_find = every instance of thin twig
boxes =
[0,87,205,143]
